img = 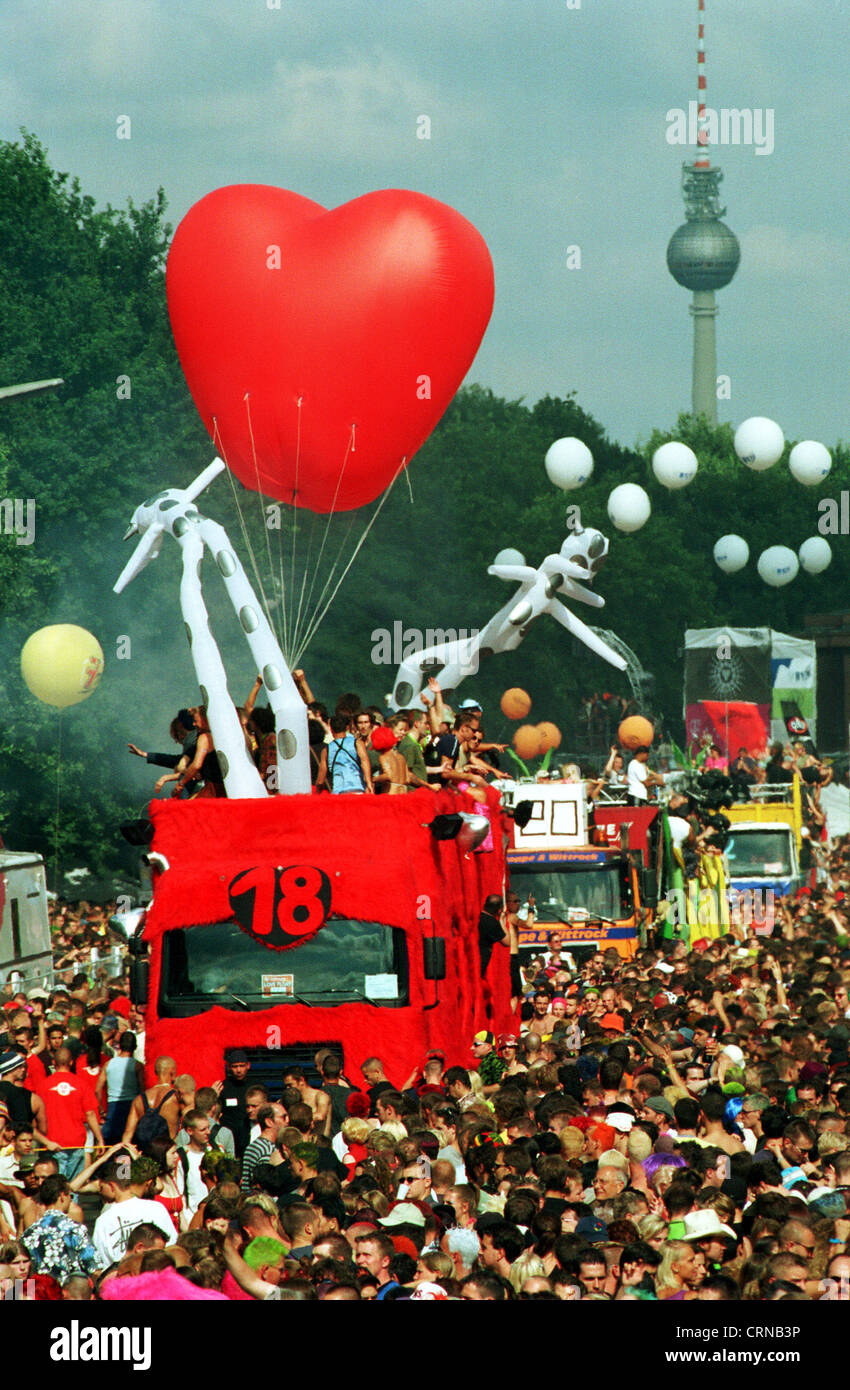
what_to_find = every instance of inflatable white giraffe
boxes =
[114,458,310,797]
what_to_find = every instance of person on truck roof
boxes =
[626,748,663,804]
[729,747,762,786]
[765,742,794,784]
[703,744,728,773]
[317,714,374,794]
[600,745,628,792]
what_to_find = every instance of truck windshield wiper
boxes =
[222,990,313,1007]
[308,987,368,999]
[304,988,387,1003]
[220,992,250,1009]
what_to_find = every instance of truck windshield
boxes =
[508,865,624,921]
[160,917,408,1014]
[725,829,793,879]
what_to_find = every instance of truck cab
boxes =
[723,778,803,902]
[499,779,657,963]
[129,788,511,1086]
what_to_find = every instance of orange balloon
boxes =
[501,687,532,720]
[513,724,543,760]
[618,715,655,750]
[536,721,562,751]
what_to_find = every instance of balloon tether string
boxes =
[296,425,355,652]
[213,417,277,657]
[244,393,284,655]
[293,456,407,665]
[53,711,62,895]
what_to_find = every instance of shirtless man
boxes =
[282,1067,330,1138]
[16,1155,85,1232]
[374,738,410,794]
[505,893,523,1012]
[527,988,556,1039]
[121,1056,181,1144]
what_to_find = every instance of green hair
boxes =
[130,1156,159,1185]
[244,1237,287,1271]
[292,1141,320,1168]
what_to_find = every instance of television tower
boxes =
[666,0,740,423]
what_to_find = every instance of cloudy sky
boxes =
[1,0,847,450]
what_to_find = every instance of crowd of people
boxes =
[127,674,511,799]
[2,674,847,1304]
[3,837,850,1301]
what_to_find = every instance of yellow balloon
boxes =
[21,625,104,709]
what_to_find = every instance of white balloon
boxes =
[652,441,699,490]
[789,440,832,486]
[544,437,594,491]
[607,483,651,534]
[493,548,525,568]
[798,536,832,574]
[757,544,799,587]
[734,417,785,471]
[713,534,750,574]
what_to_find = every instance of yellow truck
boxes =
[722,776,804,902]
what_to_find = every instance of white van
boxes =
[0,850,53,991]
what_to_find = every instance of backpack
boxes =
[327,737,365,792]
[135,1088,176,1149]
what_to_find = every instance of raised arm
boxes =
[244,674,264,717]
[766,957,787,1010]
[292,669,315,706]
[223,1231,279,1299]
[711,989,732,1035]
[427,677,446,725]
[423,697,441,738]
[71,1141,135,1194]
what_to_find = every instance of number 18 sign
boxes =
[228,865,332,952]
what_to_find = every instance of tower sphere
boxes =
[666,219,741,292]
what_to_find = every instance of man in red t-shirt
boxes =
[36,1047,103,1180]
[8,1018,47,1091]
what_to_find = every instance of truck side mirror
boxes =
[129,958,149,1006]
[640,866,658,907]
[423,938,446,980]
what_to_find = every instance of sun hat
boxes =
[681,1209,737,1243]
[379,1202,427,1229]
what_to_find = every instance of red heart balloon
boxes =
[166,186,494,512]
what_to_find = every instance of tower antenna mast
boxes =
[695,0,710,171]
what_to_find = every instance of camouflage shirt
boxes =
[477,1052,507,1087]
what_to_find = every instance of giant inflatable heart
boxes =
[166,185,494,512]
